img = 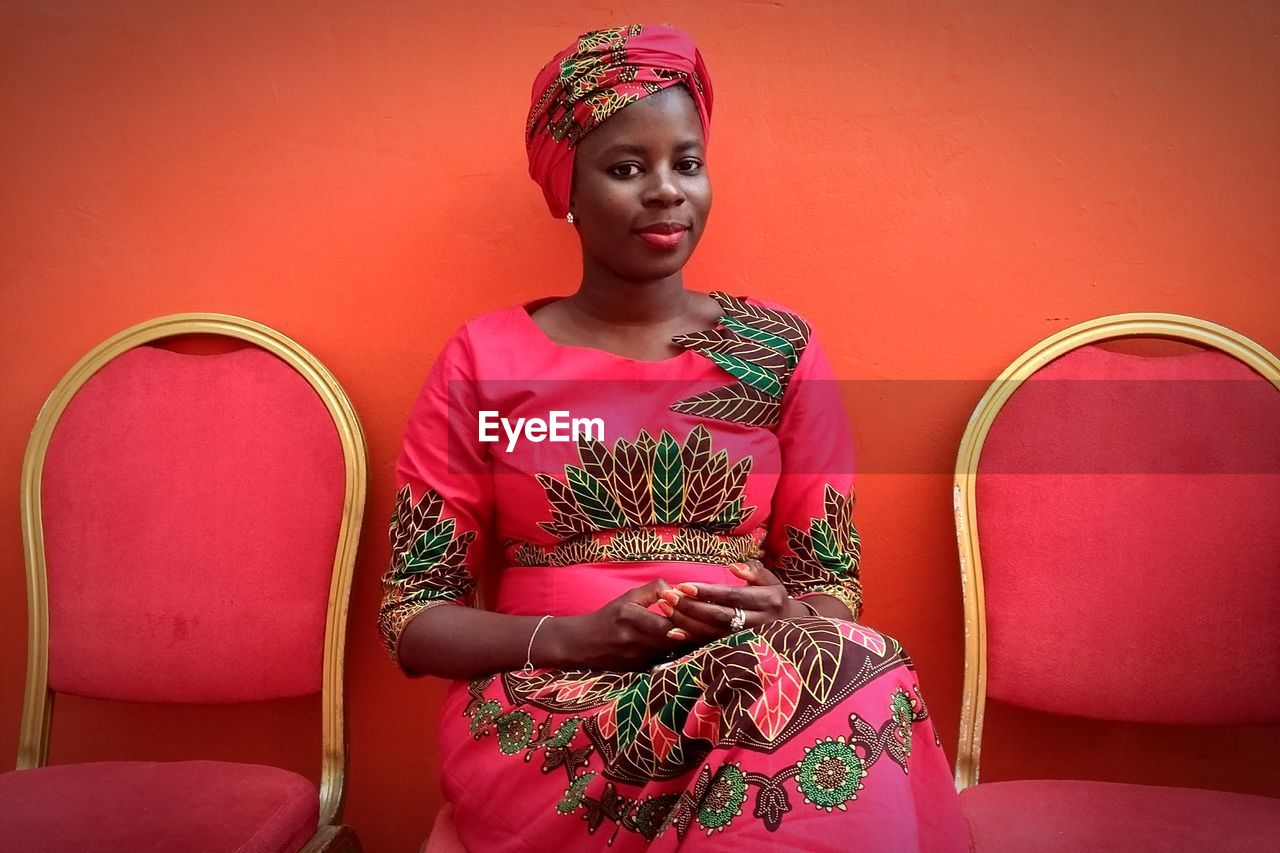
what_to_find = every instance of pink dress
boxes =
[381,293,967,851]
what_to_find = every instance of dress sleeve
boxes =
[763,327,864,620]
[378,326,494,662]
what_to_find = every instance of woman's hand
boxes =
[658,559,807,643]
[544,579,688,671]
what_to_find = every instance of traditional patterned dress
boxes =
[381,293,967,851]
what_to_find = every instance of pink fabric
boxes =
[0,760,318,851]
[41,345,345,702]
[976,345,1280,723]
[961,779,1280,852]
[526,24,713,218]
[422,805,465,853]
[389,297,967,851]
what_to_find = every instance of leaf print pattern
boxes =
[378,485,478,657]
[671,292,811,427]
[462,617,929,842]
[742,637,804,741]
[527,24,703,153]
[510,527,765,569]
[565,466,629,530]
[532,474,590,534]
[536,426,756,539]
[672,383,780,428]
[499,617,904,786]
[653,432,684,523]
[670,329,791,374]
[777,484,864,620]
[682,452,729,524]
[610,439,655,525]
[706,351,784,397]
[765,618,849,705]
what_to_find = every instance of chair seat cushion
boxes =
[961,779,1280,852]
[0,760,319,852]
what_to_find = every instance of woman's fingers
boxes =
[654,588,719,639]
[665,600,727,640]
[671,581,757,609]
[729,559,784,587]
[622,597,685,637]
[623,578,673,606]
[608,581,693,647]
[633,567,789,648]
[669,569,789,629]
[671,596,753,631]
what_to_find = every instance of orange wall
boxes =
[2,2,1277,850]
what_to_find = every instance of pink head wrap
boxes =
[525,24,714,218]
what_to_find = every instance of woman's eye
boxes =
[610,163,642,178]
[677,158,703,173]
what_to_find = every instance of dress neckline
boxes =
[515,295,728,365]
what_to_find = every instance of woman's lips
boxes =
[636,228,687,249]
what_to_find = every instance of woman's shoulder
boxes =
[456,303,533,337]
[429,304,536,357]
[418,305,534,375]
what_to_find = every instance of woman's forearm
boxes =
[397,605,579,679]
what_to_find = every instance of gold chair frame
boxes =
[17,313,368,849]
[952,312,1280,791]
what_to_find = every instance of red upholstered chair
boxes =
[2,315,367,851]
[953,314,1280,851]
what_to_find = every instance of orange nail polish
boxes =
[675,583,699,597]
[660,590,682,606]
[657,600,674,617]
[667,628,688,640]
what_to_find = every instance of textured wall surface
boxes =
[2,2,1277,850]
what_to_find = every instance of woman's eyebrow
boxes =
[599,143,647,157]
[598,139,704,157]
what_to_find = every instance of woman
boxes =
[381,24,967,851]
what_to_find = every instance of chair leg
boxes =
[299,824,363,853]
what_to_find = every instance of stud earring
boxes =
[566,211,575,224]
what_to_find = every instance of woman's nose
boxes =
[644,168,685,206]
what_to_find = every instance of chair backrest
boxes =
[18,314,366,827]
[954,314,1280,789]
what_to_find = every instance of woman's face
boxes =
[569,86,712,283]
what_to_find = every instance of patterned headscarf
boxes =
[526,24,714,219]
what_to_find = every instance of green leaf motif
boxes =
[720,314,797,368]
[614,678,650,752]
[656,663,702,732]
[721,631,758,649]
[811,519,855,576]
[546,717,581,749]
[705,351,783,398]
[652,432,683,523]
[565,466,628,530]
[713,496,744,527]
[402,519,457,573]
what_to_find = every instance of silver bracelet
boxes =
[790,596,821,617]
[522,615,553,673]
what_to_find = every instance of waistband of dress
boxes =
[506,526,765,568]
[495,561,747,617]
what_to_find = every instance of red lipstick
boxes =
[635,222,689,250]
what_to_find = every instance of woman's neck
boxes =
[568,265,691,327]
